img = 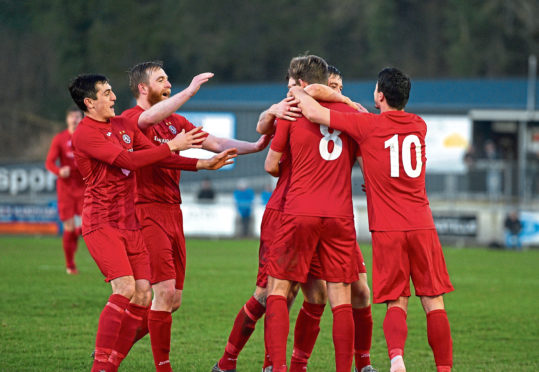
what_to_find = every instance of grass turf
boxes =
[0,236,538,371]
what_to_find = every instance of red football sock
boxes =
[332,304,354,372]
[218,296,266,370]
[62,230,78,269]
[263,315,272,368]
[132,305,150,345]
[383,307,408,360]
[148,310,173,372]
[92,294,130,372]
[290,301,326,372]
[108,303,148,369]
[266,295,289,371]
[353,305,373,370]
[427,309,453,370]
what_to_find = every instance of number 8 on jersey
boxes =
[319,126,343,161]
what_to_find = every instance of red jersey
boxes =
[122,106,204,205]
[45,129,85,195]
[73,115,168,233]
[265,149,291,212]
[271,102,358,218]
[330,110,435,231]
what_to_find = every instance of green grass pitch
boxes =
[0,236,538,371]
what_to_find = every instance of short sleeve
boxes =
[270,119,291,153]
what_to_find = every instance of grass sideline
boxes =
[0,236,538,371]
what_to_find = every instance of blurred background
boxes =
[1,0,538,246]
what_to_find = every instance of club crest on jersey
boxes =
[168,125,177,135]
[122,134,131,144]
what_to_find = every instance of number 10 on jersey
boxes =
[384,134,423,178]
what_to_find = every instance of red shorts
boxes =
[136,203,186,290]
[83,225,151,282]
[355,242,367,274]
[56,186,83,221]
[371,229,454,303]
[267,214,359,284]
[307,241,367,279]
[256,208,282,288]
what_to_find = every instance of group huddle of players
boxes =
[47,54,454,372]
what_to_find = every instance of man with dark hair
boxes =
[264,55,360,372]
[121,61,269,371]
[328,65,344,93]
[45,106,85,274]
[69,73,235,372]
[289,67,454,372]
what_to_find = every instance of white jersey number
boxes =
[384,134,422,178]
[319,126,343,161]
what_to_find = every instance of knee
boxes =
[63,220,75,232]
[112,278,136,299]
[253,287,268,306]
[132,282,152,306]
[351,282,371,307]
[305,290,327,305]
[171,292,182,312]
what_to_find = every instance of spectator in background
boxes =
[504,211,522,250]
[197,178,216,202]
[234,179,255,237]
[463,145,476,169]
[45,106,85,275]
[484,140,502,200]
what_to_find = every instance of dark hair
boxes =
[66,105,83,117]
[288,55,329,85]
[328,65,342,78]
[128,61,164,98]
[68,74,109,112]
[377,67,411,110]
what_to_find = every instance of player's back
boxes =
[331,109,435,231]
[273,102,358,218]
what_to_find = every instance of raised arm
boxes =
[288,86,331,126]
[137,72,214,130]
[256,96,301,134]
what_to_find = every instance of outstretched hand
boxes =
[167,126,206,152]
[198,148,238,170]
[187,72,214,97]
[255,134,271,151]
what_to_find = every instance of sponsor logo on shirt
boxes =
[106,132,112,136]
[168,125,177,135]
[153,136,170,144]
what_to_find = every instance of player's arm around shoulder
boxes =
[257,96,302,135]
[288,86,330,126]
